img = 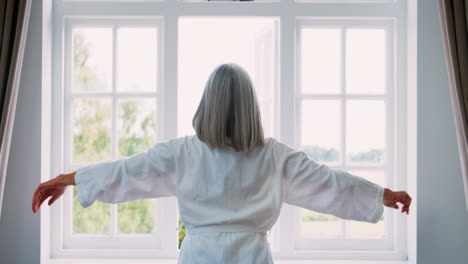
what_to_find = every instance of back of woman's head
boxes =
[192,63,265,152]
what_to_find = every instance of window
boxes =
[295,19,394,253]
[47,0,410,262]
[61,19,165,252]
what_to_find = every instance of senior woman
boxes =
[32,63,412,263]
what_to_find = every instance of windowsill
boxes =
[46,259,413,264]
[274,261,412,264]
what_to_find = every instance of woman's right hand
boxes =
[32,172,76,213]
[383,188,412,214]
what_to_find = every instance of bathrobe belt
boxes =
[176,223,272,237]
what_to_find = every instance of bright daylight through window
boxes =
[47,0,409,261]
[299,27,386,238]
[70,26,159,235]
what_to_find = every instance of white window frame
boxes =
[43,0,413,263]
[293,18,396,254]
[62,17,170,251]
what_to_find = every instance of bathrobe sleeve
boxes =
[74,138,177,208]
[273,139,384,223]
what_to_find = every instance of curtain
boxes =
[0,0,32,219]
[438,0,468,212]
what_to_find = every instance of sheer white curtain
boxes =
[438,0,468,212]
[0,0,32,219]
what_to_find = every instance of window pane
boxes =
[72,28,112,92]
[301,28,341,94]
[117,98,157,158]
[118,199,156,234]
[117,98,156,234]
[301,95,342,239]
[346,29,386,94]
[302,209,340,236]
[345,170,385,237]
[72,98,112,164]
[301,100,341,165]
[73,186,110,234]
[346,100,385,164]
[116,97,157,234]
[117,28,158,92]
[178,17,277,137]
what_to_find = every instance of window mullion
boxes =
[340,26,347,237]
[340,26,347,171]
[280,10,296,257]
[111,24,118,236]
[161,13,179,255]
[163,20,177,139]
[62,17,74,248]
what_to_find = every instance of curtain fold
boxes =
[438,0,468,212]
[0,0,32,219]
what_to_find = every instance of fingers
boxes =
[48,195,59,206]
[384,194,399,209]
[394,191,412,215]
[32,177,66,213]
[32,185,44,213]
[32,187,39,212]
[401,194,412,215]
[32,185,51,213]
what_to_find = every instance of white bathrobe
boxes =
[75,134,385,263]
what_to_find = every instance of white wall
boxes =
[416,0,468,263]
[0,0,467,263]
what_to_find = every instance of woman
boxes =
[32,63,411,263]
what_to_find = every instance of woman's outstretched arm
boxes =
[32,138,179,213]
[272,138,412,223]
[62,171,76,185]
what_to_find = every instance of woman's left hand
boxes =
[32,173,75,213]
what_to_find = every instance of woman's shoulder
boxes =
[265,137,294,150]
[170,134,196,146]
[152,135,195,152]
[266,137,307,162]
[171,134,206,150]
[264,136,277,148]
[170,135,286,153]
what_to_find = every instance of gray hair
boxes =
[192,63,265,152]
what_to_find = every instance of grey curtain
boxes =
[439,0,468,212]
[0,0,31,219]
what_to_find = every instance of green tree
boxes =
[72,29,109,91]
[302,145,339,162]
[73,99,112,164]
[72,30,112,234]
[118,199,156,234]
[349,149,383,162]
[73,186,111,234]
[118,100,157,157]
[116,99,157,234]
[72,30,158,235]
[178,218,186,249]
[302,145,384,163]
